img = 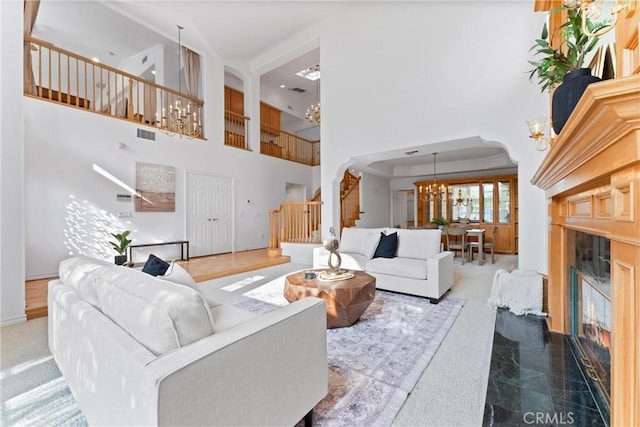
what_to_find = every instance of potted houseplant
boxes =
[110,230,132,265]
[431,217,449,229]
[528,7,609,134]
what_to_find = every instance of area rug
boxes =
[236,283,465,426]
[1,286,464,427]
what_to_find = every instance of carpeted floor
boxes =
[228,278,465,426]
[1,255,517,426]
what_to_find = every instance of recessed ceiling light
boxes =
[296,64,320,81]
[91,57,100,63]
[151,70,156,75]
[280,84,286,88]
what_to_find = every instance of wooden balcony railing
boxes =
[260,125,320,166]
[24,36,205,138]
[224,110,250,150]
[269,201,322,249]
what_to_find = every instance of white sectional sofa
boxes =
[313,227,454,302]
[48,256,327,426]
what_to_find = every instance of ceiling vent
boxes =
[288,87,306,93]
[136,128,156,141]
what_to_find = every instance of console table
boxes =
[128,240,190,262]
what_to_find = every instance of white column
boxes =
[1,0,27,325]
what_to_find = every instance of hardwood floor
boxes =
[24,248,290,320]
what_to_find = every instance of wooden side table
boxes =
[284,270,376,328]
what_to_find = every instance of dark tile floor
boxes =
[483,309,608,427]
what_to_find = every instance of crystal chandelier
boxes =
[452,188,472,206]
[418,153,447,202]
[306,69,320,125]
[161,25,202,139]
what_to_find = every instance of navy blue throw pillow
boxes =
[373,232,398,258]
[142,254,170,276]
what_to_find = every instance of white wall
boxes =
[23,97,315,278]
[1,0,27,326]
[317,2,549,272]
[356,172,391,228]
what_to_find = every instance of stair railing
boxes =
[24,36,205,138]
[340,171,361,231]
[269,201,322,249]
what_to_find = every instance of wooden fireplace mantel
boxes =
[531,74,640,427]
[531,74,640,196]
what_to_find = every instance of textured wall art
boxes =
[135,162,176,212]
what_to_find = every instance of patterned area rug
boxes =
[235,285,465,426]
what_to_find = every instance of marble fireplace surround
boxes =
[532,75,640,426]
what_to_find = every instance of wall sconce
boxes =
[564,0,631,37]
[526,117,554,151]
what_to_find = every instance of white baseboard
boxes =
[25,272,58,281]
[1,314,27,327]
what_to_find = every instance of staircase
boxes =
[340,170,361,231]
[268,200,322,250]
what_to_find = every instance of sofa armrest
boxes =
[312,246,329,268]
[148,297,328,427]
[427,251,454,296]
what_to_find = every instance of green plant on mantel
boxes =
[528,7,609,93]
[431,216,449,227]
[110,230,132,255]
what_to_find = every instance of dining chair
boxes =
[444,227,469,265]
[469,226,498,264]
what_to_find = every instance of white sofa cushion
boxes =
[359,230,383,259]
[339,227,385,254]
[388,228,441,260]
[366,257,428,280]
[58,255,112,306]
[162,262,199,291]
[313,249,369,271]
[59,256,215,356]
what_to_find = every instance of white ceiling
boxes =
[32,0,517,178]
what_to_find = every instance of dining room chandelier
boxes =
[161,25,202,139]
[305,68,321,125]
[451,188,472,206]
[418,153,447,202]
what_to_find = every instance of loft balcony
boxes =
[24,36,320,166]
[24,36,205,139]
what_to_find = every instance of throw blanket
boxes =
[487,269,546,316]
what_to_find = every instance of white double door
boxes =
[186,172,233,257]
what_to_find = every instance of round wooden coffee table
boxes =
[284,270,376,329]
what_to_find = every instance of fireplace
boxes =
[531,71,640,425]
[567,230,611,417]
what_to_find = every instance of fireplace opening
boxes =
[567,230,611,419]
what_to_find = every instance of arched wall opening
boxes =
[330,136,522,257]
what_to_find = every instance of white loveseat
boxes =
[48,256,328,426]
[313,227,454,302]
